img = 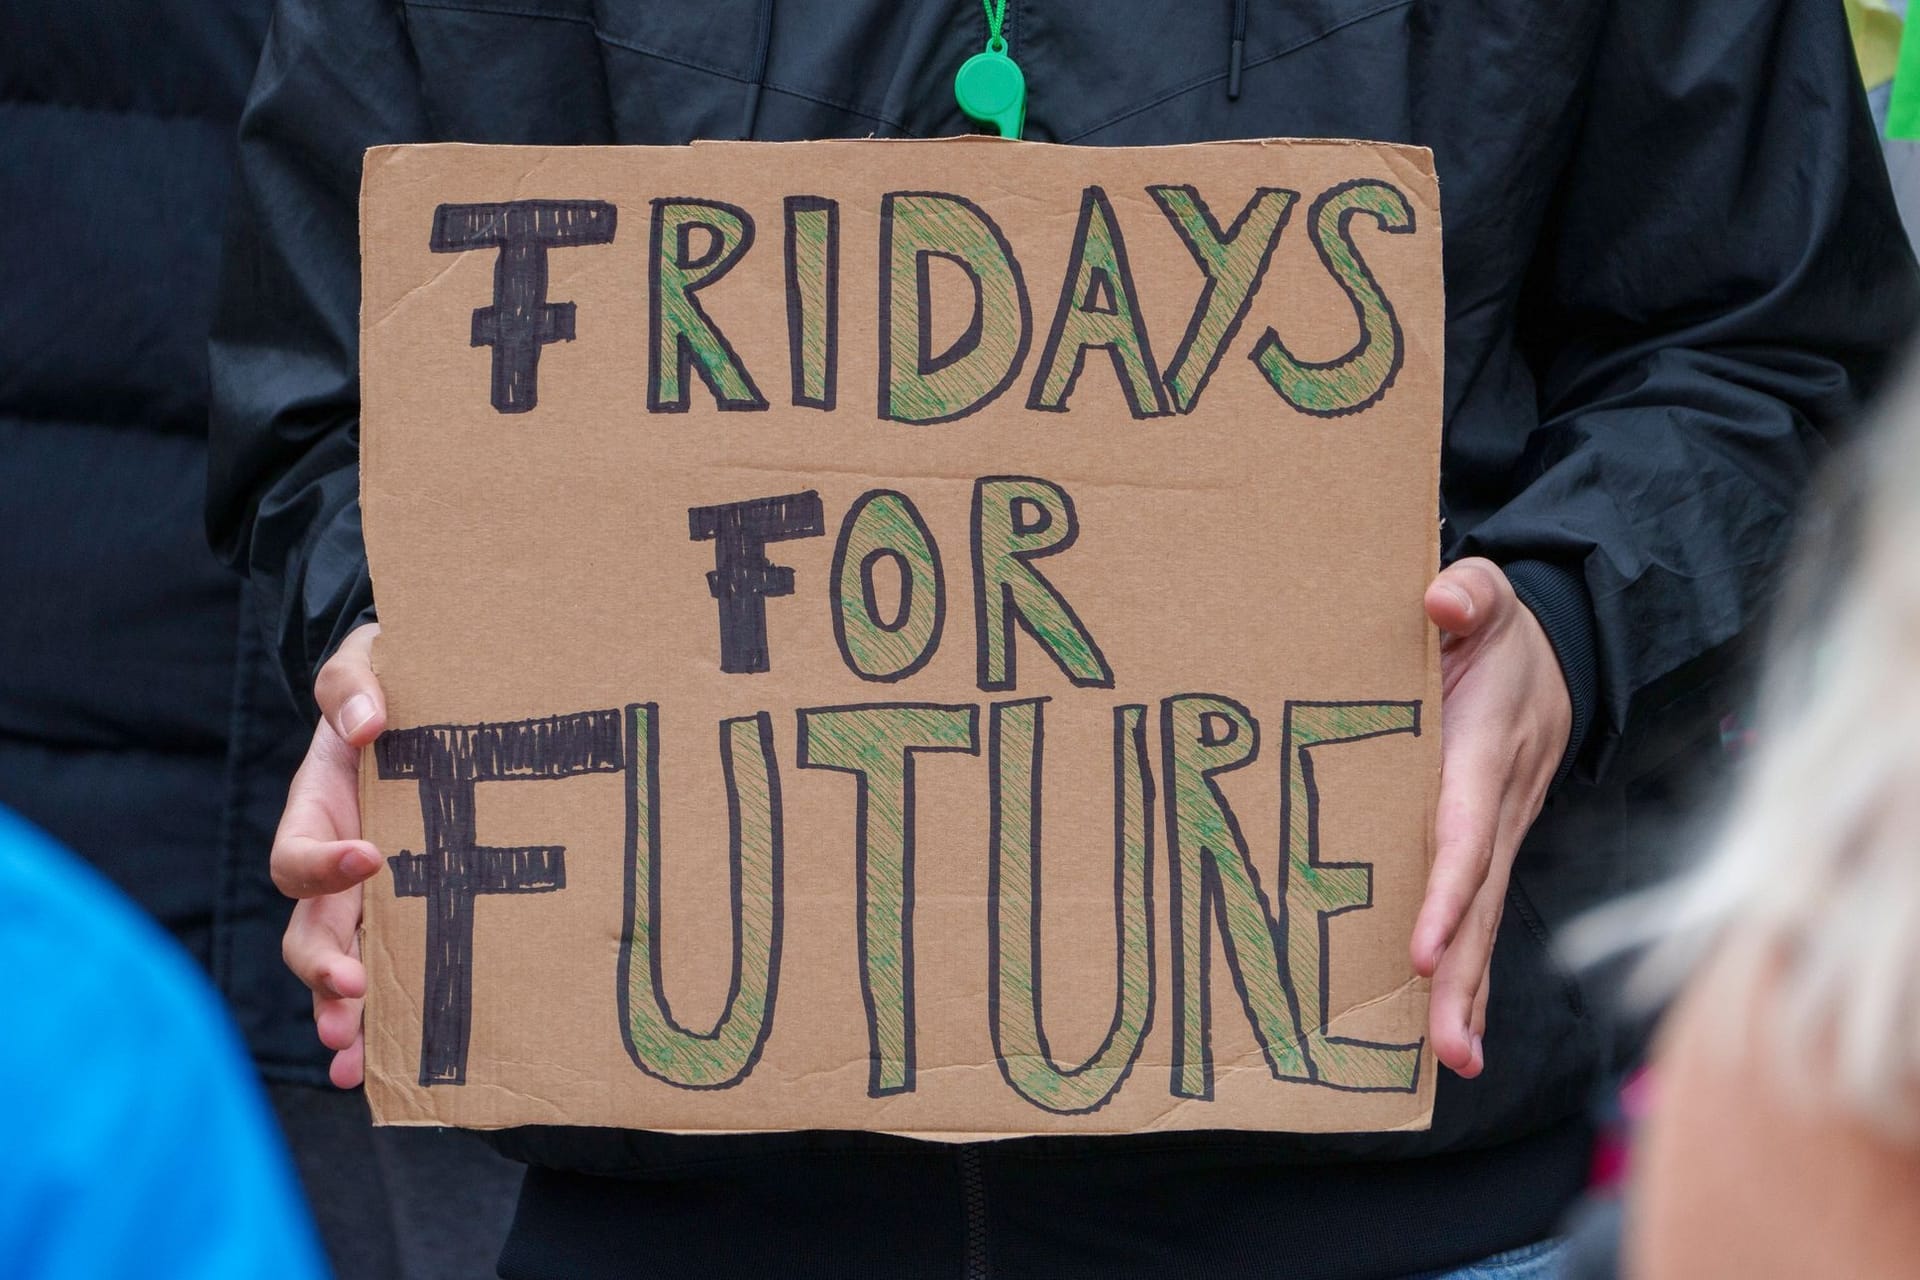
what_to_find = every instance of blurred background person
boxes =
[1567,368,1920,1274]
[0,2,522,1275]
[0,804,328,1279]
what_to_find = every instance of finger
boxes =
[271,722,381,899]
[1411,743,1505,975]
[1423,557,1511,639]
[281,890,366,998]
[272,833,382,900]
[1430,780,1534,1075]
[315,991,366,1053]
[1430,875,1505,1077]
[315,622,386,748]
[330,1039,366,1090]
[301,898,366,1073]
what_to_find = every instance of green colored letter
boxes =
[1250,179,1413,417]
[1163,695,1306,1098]
[971,476,1114,693]
[784,195,839,409]
[1149,185,1297,413]
[831,490,945,682]
[1027,186,1168,418]
[649,198,767,412]
[990,699,1154,1114]
[879,192,1030,424]
[1278,701,1423,1091]
[797,703,979,1095]
[620,705,782,1089]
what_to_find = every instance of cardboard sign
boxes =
[358,138,1443,1137]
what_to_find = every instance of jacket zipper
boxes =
[957,1145,991,1279]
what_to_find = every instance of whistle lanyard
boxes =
[954,0,1028,138]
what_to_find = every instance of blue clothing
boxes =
[0,807,329,1279]
[1419,1239,1568,1279]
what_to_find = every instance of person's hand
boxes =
[273,622,386,1088]
[1411,559,1571,1079]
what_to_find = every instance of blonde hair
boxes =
[1568,372,1920,1132]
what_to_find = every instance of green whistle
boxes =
[955,42,1026,139]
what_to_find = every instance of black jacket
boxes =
[207,1,1917,1276]
[0,0,323,1083]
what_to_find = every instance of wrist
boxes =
[1501,559,1597,789]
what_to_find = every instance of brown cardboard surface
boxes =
[358,138,1443,1137]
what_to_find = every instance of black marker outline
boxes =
[1162,694,1305,1100]
[783,195,840,410]
[1272,698,1425,1093]
[648,196,770,414]
[829,489,947,683]
[615,704,785,1091]
[861,548,914,632]
[1247,178,1414,420]
[796,702,981,1098]
[971,476,1116,693]
[986,698,1155,1115]
[877,191,1033,425]
[377,709,627,1086]
[1026,185,1170,419]
[916,250,986,377]
[687,490,827,675]
[1147,184,1296,415]
[429,199,618,415]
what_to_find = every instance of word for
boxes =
[378,694,1425,1111]
[689,476,1108,687]
[429,180,1416,421]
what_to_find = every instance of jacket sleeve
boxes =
[1457,0,1920,783]
[207,0,434,717]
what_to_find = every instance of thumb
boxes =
[1424,557,1511,638]
[314,622,387,748]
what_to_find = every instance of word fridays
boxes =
[430,179,1415,422]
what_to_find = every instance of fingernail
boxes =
[1444,585,1473,617]
[1472,1033,1484,1063]
[341,845,380,879]
[339,693,377,739]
